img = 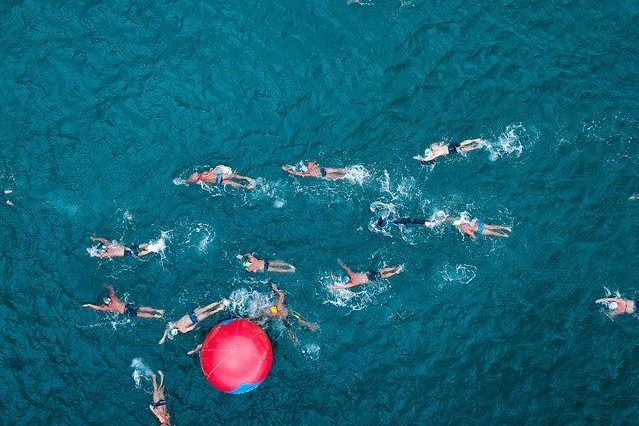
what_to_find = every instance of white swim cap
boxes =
[608,302,618,310]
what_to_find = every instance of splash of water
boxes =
[441,264,477,285]
[226,288,272,318]
[344,165,370,185]
[483,123,527,161]
[130,358,153,389]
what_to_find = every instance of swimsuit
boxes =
[215,172,223,185]
[448,142,461,154]
[124,245,138,257]
[476,222,485,235]
[263,260,270,272]
[188,310,198,325]
[366,270,382,281]
[152,400,166,408]
[320,167,327,177]
[124,303,139,317]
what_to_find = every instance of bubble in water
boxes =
[301,344,321,361]
[441,264,477,285]
[274,199,286,208]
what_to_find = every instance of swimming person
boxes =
[87,236,160,258]
[372,216,443,230]
[450,217,512,239]
[4,189,13,207]
[236,253,296,273]
[413,138,483,162]
[158,301,225,344]
[186,165,256,189]
[595,297,636,317]
[282,160,353,180]
[149,370,171,426]
[328,259,403,289]
[83,285,164,319]
[262,282,318,344]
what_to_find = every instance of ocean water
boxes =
[1,0,638,424]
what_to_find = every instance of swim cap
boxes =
[170,328,179,336]
[103,297,112,305]
[608,302,618,310]
[300,164,308,172]
[269,306,278,314]
[243,261,251,268]
[452,219,461,227]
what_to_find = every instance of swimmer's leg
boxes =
[267,261,296,272]
[482,229,509,238]
[150,371,158,389]
[324,168,349,180]
[459,138,483,152]
[486,224,511,232]
[158,370,164,389]
[292,313,319,331]
[380,266,403,279]
[224,175,256,189]
[196,301,224,318]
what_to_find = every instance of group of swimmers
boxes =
[81,140,515,425]
[78,136,636,425]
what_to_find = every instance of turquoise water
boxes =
[1,0,639,424]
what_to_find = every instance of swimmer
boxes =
[328,259,403,289]
[413,138,482,163]
[87,236,157,258]
[82,285,164,318]
[262,282,318,345]
[149,370,171,426]
[186,165,256,189]
[236,253,296,273]
[282,160,352,180]
[596,297,636,317]
[159,301,225,344]
[450,217,511,239]
[4,189,13,206]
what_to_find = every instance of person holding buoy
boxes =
[186,165,256,189]
[83,285,164,318]
[328,259,403,289]
[86,236,162,258]
[450,216,512,239]
[149,370,171,426]
[596,296,636,317]
[282,160,353,180]
[263,282,318,345]
[159,301,226,344]
[236,253,296,273]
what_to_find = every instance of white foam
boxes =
[441,263,477,285]
[227,288,272,318]
[301,344,321,361]
[130,358,152,389]
[483,124,528,161]
[344,165,370,185]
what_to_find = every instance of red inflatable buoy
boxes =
[200,318,273,394]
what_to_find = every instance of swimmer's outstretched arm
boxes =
[337,259,354,277]
[281,165,307,176]
[187,344,202,356]
[327,281,360,290]
[158,328,170,345]
[271,283,285,304]
[90,236,111,245]
[82,303,109,311]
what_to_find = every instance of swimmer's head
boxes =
[242,261,251,269]
[607,302,618,310]
[170,328,179,336]
[103,297,112,305]
[269,306,278,315]
[452,219,462,227]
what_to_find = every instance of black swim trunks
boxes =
[124,246,138,257]
[366,270,382,281]
[320,167,327,177]
[124,303,139,317]
[448,142,461,154]
[263,260,270,272]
